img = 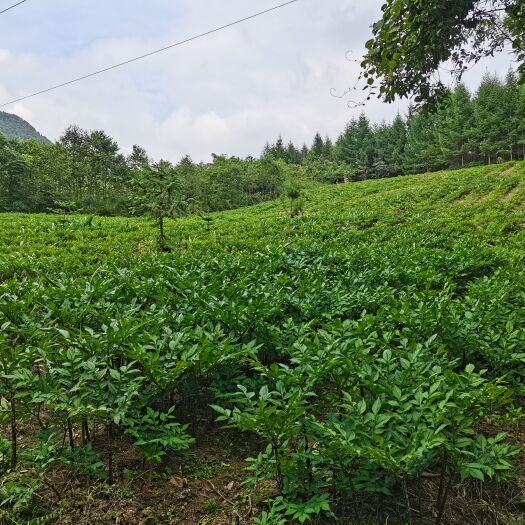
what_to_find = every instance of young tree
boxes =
[131,160,187,252]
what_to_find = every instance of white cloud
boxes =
[0,0,515,162]
[0,49,10,63]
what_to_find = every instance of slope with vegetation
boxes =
[0,111,50,144]
[1,162,525,524]
[0,72,523,217]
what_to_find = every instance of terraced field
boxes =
[1,162,525,525]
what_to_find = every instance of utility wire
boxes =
[0,0,27,15]
[0,0,299,108]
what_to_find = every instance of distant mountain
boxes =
[0,111,51,144]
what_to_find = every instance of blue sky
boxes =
[0,0,515,161]
[2,1,188,56]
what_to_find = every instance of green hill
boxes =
[0,111,50,143]
[1,161,524,272]
[0,162,524,524]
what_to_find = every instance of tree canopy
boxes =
[361,0,525,106]
[0,72,523,214]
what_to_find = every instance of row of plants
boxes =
[0,162,524,523]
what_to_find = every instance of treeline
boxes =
[265,71,525,180]
[0,128,285,215]
[0,71,523,215]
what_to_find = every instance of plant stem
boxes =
[67,418,75,449]
[107,423,114,485]
[435,475,452,525]
[303,423,313,485]
[10,393,17,469]
[402,475,414,525]
[273,443,283,490]
[82,418,91,445]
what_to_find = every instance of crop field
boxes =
[1,162,525,524]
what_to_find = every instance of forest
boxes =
[1,72,524,217]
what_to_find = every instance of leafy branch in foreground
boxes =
[361,0,525,106]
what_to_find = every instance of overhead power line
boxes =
[0,0,27,16]
[0,0,299,108]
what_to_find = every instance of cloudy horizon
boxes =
[0,0,516,162]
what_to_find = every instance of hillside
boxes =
[1,161,524,272]
[1,162,525,525]
[0,111,51,143]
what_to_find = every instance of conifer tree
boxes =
[474,74,507,164]
[286,141,301,164]
[440,84,475,168]
[311,133,325,158]
[300,144,309,163]
[323,137,334,160]
[504,70,521,161]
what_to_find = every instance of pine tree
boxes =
[300,144,309,163]
[372,115,407,177]
[273,136,286,161]
[354,114,375,177]
[262,142,272,157]
[504,70,521,160]
[311,133,325,158]
[404,110,442,173]
[474,73,507,164]
[440,84,475,168]
[285,141,301,164]
[517,83,525,160]
[323,137,334,160]
[334,118,358,164]
[388,113,407,173]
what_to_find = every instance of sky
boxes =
[0,0,516,162]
